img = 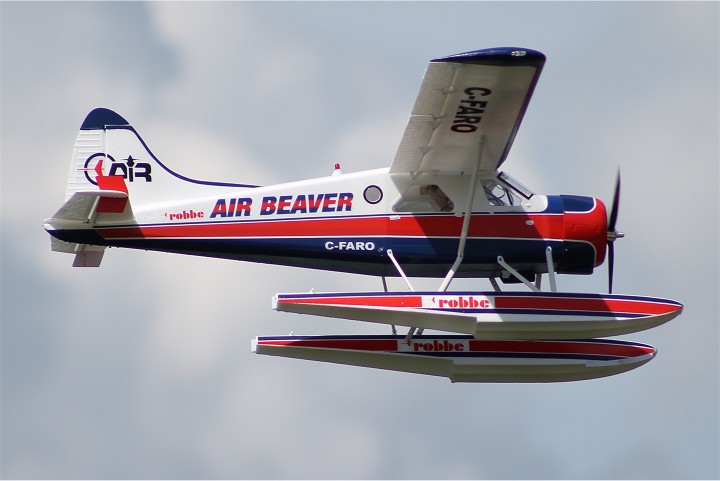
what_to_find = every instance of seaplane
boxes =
[44,47,682,383]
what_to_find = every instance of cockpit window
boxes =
[483,180,516,206]
[498,171,534,199]
[483,173,534,207]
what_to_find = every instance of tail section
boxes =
[46,108,256,266]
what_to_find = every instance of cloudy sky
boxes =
[1,2,718,479]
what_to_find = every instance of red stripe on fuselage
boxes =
[97,213,568,241]
[564,199,607,266]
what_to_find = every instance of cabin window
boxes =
[392,184,455,213]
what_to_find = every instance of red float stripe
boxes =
[256,338,654,358]
[494,296,679,315]
[278,295,424,308]
[279,294,680,316]
[258,338,398,351]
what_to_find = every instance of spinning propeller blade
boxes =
[606,172,624,293]
[608,172,621,234]
[608,242,615,294]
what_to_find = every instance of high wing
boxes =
[390,47,545,176]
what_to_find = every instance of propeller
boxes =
[606,172,625,293]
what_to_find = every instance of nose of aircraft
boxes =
[561,195,608,268]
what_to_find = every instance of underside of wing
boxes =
[390,48,545,176]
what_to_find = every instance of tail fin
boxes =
[46,108,257,266]
[64,108,130,202]
[66,107,256,206]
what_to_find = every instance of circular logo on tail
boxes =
[79,152,152,185]
[80,153,115,185]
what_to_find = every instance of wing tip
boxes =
[433,47,546,68]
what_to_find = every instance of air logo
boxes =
[82,153,152,185]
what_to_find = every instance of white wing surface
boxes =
[390,48,545,176]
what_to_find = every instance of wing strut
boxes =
[409,140,485,343]
[438,138,485,292]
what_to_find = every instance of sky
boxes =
[1,1,718,479]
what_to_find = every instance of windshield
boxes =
[498,171,534,199]
[483,172,534,207]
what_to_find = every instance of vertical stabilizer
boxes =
[45,108,258,267]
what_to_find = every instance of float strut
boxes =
[386,249,415,292]
[497,256,540,292]
[382,276,397,335]
[545,246,558,293]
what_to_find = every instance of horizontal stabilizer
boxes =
[253,335,656,383]
[44,190,130,267]
[48,190,130,225]
[274,291,683,340]
[75,190,128,198]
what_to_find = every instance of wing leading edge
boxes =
[390,48,545,176]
